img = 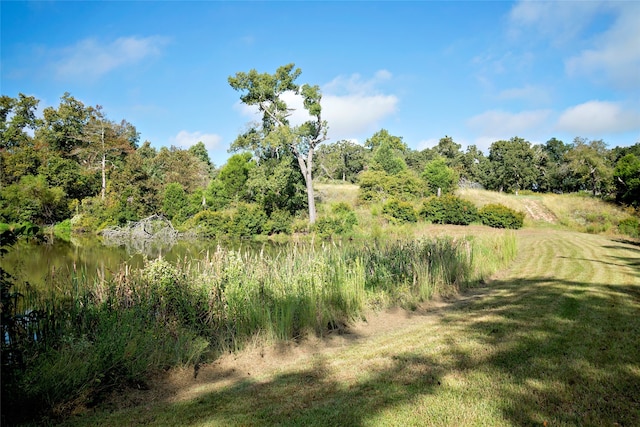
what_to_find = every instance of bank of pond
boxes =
[1,231,516,425]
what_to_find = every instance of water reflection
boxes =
[4,235,283,290]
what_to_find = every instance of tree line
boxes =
[1,65,639,234]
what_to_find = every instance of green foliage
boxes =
[487,137,538,193]
[0,175,69,224]
[230,203,267,237]
[263,209,293,235]
[358,170,423,202]
[614,154,640,207]
[53,219,72,241]
[190,210,230,238]
[617,216,639,238]
[371,141,407,175]
[422,157,458,196]
[216,152,255,203]
[566,137,613,197]
[246,155,307,216]
[382,199,417,224]
[162,182,188,223]
[479,204,525,229]
[313,140,369,183]
[365,129,409,153]
[313,203,358,238]
[419,195,479,225]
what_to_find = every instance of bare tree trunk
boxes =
[101,126,106,200]
[297,149,317,224]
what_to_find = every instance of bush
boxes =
[382,199,417,224]
[190,210,231,237]
[618,217,639,238]
[419,195,478,225]
[313,203,358,238]
[53,219,71,241]
[229,203,267,237]
[264,209,293,235]
[358,170,423,202]
[479,204,525,229]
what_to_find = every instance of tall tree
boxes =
[487,137,538,193]
[313,140,368,182]
[566,137,613,196]
[433,136,464,172]
[364,129,408,153]
[229,63,327,224]
[614,153,640,206]
[422,157,458,196]
[71,106,138,200]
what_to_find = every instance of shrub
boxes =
[191,210,231,237]
[53,219,72,241]
[479,204,525,229]
[382,199,417,224]
[618,217,639,238]
[313,203,358,238]
[419,195,478,225]
[264,209,293,235]
[358,170,423,202]
[229,203,267,237]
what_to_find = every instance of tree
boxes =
[75,107,138,200]
[371,141,407,175]
[0,94,41,150]
[487,137,538,193]
[229,63,328,224]
[613,153,640,206]
[216,152,255,202]
[460,145,489,186]
[37,93,92,155]
[566,138,613,196]
[188,141,213,173]
[422,157,458,196]
[364,129,408,153]
[313,140,368,182]
[433,136,464,172]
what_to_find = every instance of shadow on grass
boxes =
[72,273,639,427]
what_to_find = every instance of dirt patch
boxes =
[94,298,459,412]
[522,199,557,223]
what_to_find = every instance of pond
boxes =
[1,234,281,291]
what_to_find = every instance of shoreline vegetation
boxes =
[1,221,517,424]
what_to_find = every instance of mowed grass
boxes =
[64,228,640,426]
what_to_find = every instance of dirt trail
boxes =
[522,199,557,223]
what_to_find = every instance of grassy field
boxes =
[61,186,640,426]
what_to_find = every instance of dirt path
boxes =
[522,199,557,223]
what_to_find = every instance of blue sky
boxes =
[2,1,639,166]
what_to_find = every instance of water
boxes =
[1,235,279,291]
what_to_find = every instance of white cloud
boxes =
[53,35,170,80]
[323,69,393,96]
[171,130,222,152]
[508,0,603,45]
[417,138,439,151]
[556,101,640,134]
[233,71,399,141]
[565,3,640,89]
[497,85,550,104]
[508,1,640,89]
[467,109,553,138]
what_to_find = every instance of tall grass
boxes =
[2,233,517,424]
